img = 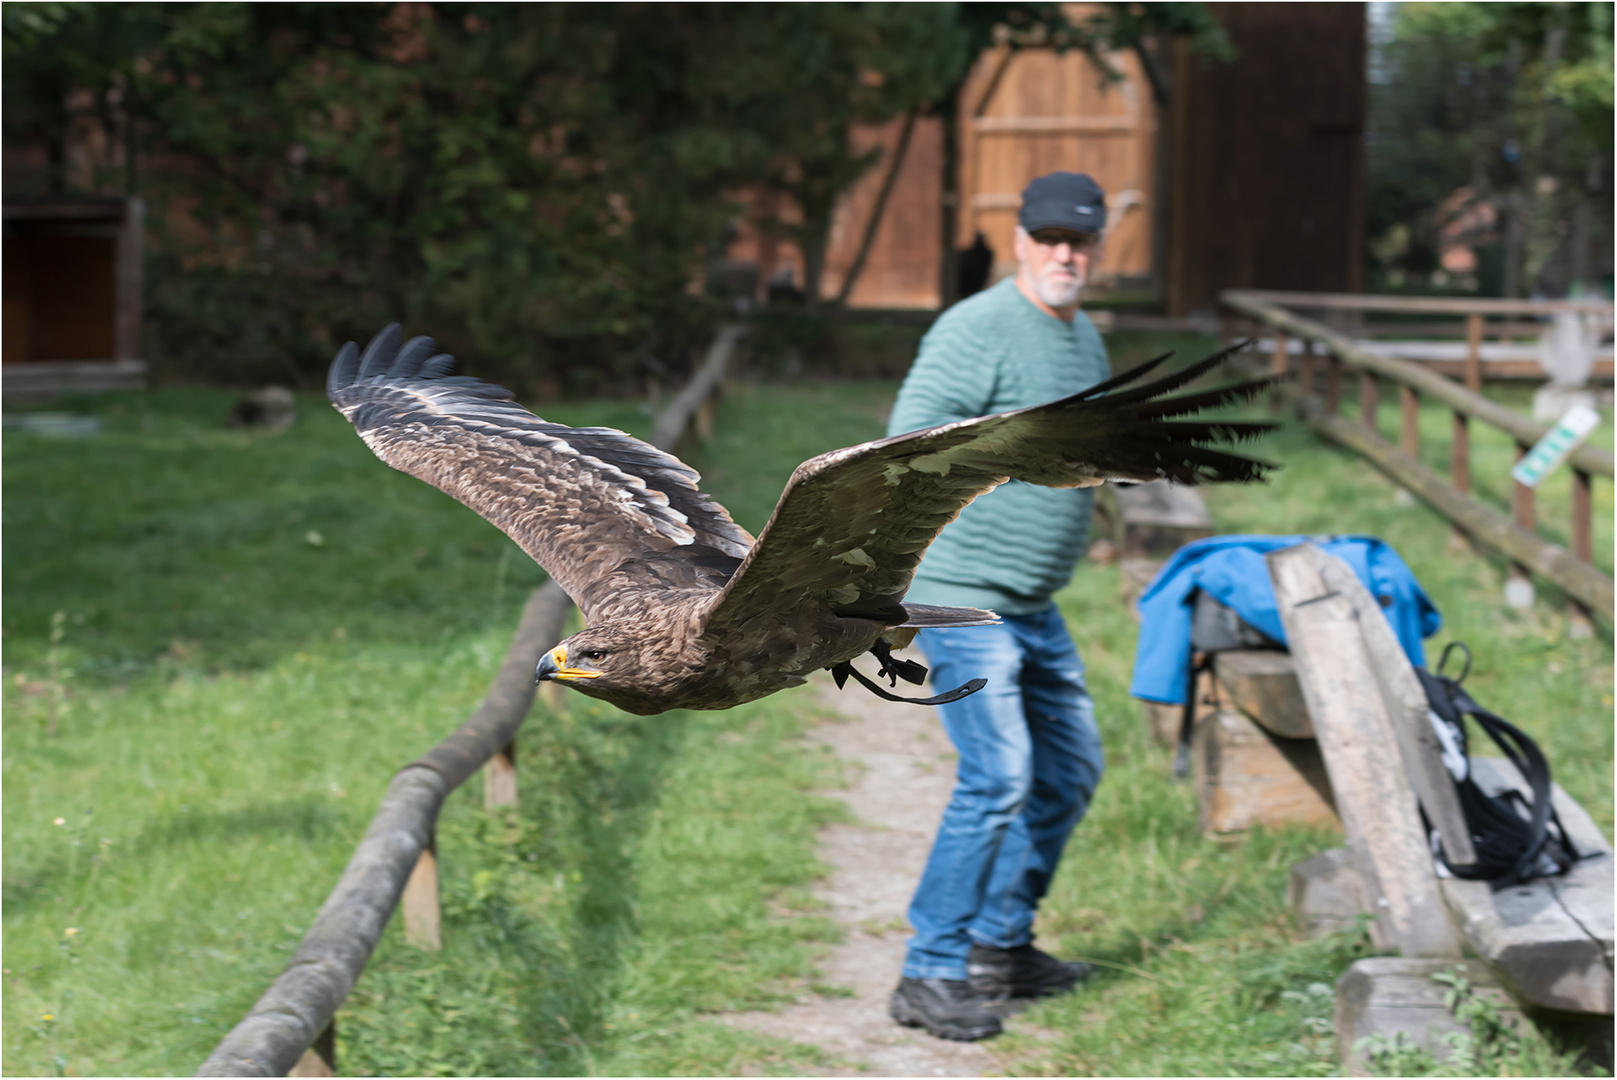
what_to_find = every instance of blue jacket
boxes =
[1130,535,1441,705]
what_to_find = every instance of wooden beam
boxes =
[1451,413,1470,495]
[402,838,441,951]
[1463,312,1483,391]
[1572,468,1593,564]
[288,1023,335,1078]
[1279,390,1614,617]
[483,740,517,809]
[1270,332,1290,414]
[1359,371,1379,434]
[1513,443,1536,534]
[972,115,1137,134]
[1222,291,1615,478]
[971,46,1016,117]
[1268,544,1462,957]
[1193,708,1337,836]
[1214,652,1312,739]
[1310,553,1474,868]
[1399,385,1419,459]
[1230,288,1612,317]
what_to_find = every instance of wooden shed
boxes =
[737,3,1366,316]
[3,196,147,396]
[1165,3,1366,315]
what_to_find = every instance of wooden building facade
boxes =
[734,3,1366,317]
[3,197,148,396]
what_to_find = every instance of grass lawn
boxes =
[3,347,1610,1077]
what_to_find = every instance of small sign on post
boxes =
[1510,404,1602,488]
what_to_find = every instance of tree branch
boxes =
[835,108,918,307]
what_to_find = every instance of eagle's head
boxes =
[536,625,684,715]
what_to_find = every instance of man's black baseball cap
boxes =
[1018,172,1106,235]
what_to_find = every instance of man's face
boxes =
[1015,226,1102,311]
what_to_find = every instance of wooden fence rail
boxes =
[197,324,746,1077]
[1221,291,1612,621]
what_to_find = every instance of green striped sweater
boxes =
[885,277,1111,615]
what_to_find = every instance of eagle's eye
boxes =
[581,649,609,661]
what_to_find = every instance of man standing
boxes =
[886,172,1111,1042]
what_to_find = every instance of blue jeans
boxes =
[902,606,1104,981]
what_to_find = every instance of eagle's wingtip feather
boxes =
[356,323,403,381]
[327,341,361,401]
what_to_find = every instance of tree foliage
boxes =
[4,2,1225,389]
[1366,2,1613,297]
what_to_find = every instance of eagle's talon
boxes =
[869,640,929,687]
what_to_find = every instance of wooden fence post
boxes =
[1324,353,1343,415]
[1571,467,1593,565]
[288,1024,335,1078]
[1297,342,1317,404]
[1398,385,1420,459]
[1450,411,1470,496]
[1359,371,1379,434]
[1506,443,1537,609]
[1464,312,1484,391]
[402,834,441,951]
[1268,545,1462,957]
[484,739,517,809]
[1270,331,1289,413]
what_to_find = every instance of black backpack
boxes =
[1415,643,1578,886]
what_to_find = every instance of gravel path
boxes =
[722,675,1001,1076]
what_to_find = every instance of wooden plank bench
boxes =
[1441,757,1614,1018]
[1189,651,1334,836]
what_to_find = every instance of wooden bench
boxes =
[1184,650,1334,836]
[1441,757,1613,1018]
[1261,543,1613,1069]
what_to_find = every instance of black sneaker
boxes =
[967,941,1096,999]
[889,977,1004,1041]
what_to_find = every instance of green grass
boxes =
[2,388,852,1076]
[4,363,1610,1077]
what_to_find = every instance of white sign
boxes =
[1510,404,1603,488]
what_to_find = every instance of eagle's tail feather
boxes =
[1091,341,1255,406]
[1119,377,1272,420]
[1071,350,1178,399]
[896,603,1001,628]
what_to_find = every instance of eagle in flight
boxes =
[329,327,1273,715]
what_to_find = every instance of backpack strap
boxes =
[1418,655,1576,884]
[1172,650,1214,780]
[1448,684,1576,881]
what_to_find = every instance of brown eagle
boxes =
[328,326,1273,715]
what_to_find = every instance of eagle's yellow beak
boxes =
[535,645,603,683]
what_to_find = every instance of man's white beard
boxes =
[1034,270,1083,310]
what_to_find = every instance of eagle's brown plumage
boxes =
[329,326,1275,715]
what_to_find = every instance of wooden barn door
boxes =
[959,42,1159,296]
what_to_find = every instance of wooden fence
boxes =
[1224,290,1614,381]
[196,324,747,1078]
[1221,290,1613,621]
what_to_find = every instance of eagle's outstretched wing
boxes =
[327,325,753,621]
[703,343,1273,635]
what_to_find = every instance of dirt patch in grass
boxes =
[722,674,1003,1077]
